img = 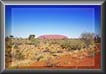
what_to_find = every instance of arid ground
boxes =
[5,34,101,69]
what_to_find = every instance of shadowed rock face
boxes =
[38,35,68,39]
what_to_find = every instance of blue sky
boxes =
[5,5,101,38]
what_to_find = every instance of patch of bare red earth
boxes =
[19,43,101,69]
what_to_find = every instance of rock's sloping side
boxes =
[38,35,68,39]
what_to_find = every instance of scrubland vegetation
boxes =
[5,33,101,69]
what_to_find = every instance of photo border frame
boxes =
[0,0,106,74]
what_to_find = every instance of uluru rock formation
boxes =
[38,35,68,39]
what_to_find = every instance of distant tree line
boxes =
[6,33,101,43]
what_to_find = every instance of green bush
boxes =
[28,38,40,46]
[80,32,95,47]
[58,39,86,51]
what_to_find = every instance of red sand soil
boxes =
[18,43,101,69]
